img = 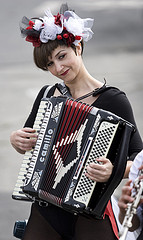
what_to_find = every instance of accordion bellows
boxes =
[12,96,134,218]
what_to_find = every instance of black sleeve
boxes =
[95,88,143,160]
[24,85,56,128]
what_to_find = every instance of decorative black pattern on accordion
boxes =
[12,96,135,218]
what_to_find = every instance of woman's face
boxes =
[47,45,82,84]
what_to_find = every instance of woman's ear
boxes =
[76,43,82,56]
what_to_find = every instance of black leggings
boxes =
[22,203,118,240]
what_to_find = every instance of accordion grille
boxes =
[73,121,118,206]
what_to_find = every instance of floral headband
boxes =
[20,9,94,47]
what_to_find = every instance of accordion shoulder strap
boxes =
[55,83,72,97]
[43,83,71,98]
[43,85,55,98]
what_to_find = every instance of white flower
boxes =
[64,18,83,37]
[64,11,94,42]
[40,17,56,42]
[82,18,94,42]
[39,11,63,43]
[33,19,43,31]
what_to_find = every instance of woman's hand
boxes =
[138,165,143,205]
[118,165,143,215]
[118,179,141,230]
[118,180,133,216]
[10,127,37,154]
[85,157,113,182]
[139,164,143,181]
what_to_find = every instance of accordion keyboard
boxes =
[12,100,49,200]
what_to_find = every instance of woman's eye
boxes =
[47,62,53,67]
[59,54,65,60]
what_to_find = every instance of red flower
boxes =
[57,30,80,47]
[63,33,69,39]
[26,20,34,30]
[75,36,81,41]
[65,32,75,46]
[57,35,62,40]
[26,36,41,47]
[54,13,62,27]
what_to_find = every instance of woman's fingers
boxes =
[85,157,113,182]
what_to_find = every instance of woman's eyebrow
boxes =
[48,50,65,62]
[55,50,65,57]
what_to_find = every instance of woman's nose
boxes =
[55,62,63,73]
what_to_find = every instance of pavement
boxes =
[0,0,143,239]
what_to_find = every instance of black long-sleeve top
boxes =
[24,84,143,160]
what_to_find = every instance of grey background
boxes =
[0,0,143,239]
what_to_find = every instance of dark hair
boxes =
[33,39,84,71]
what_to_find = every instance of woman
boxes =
[10,4,143,240]
[118,150,143,240]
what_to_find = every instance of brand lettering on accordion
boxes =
[40,130,53,162]
[12,96,135,218]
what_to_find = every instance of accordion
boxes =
[12,96,134,219]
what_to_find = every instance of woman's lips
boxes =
[61,69,69,76]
